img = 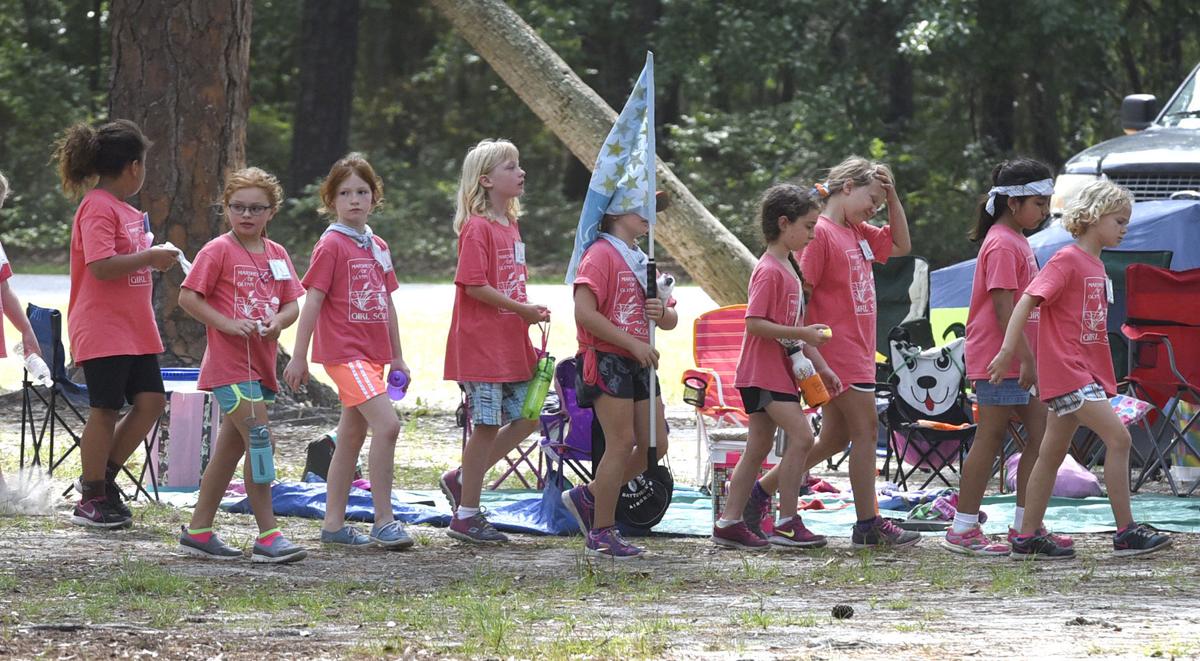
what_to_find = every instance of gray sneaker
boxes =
[178,526,243,560]
[448,511,509,544]
[252,533,308,564]
[321,525,373,547]
[370,520,415,549]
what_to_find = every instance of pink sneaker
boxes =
[439,467,462,511]
[767,517,827,549]
[942,526,1009,556]
[1009,527,1073,549]
[711,521,770,551]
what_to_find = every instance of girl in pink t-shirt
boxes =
[441,139,550,544]
[177,168,307,563]
[711,184,832,552]
[990,180,1170,560]
[55,120,180,530]
[946,159,1055,556]
[283,154,413,550]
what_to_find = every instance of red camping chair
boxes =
[683,305,751,487]
[1122,264,1200,496]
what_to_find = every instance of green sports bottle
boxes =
[521,321,555,419]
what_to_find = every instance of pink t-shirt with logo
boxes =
[965,223,1041,381]
[0,241,12,358]
[735,254,803,394]
[574,239,675,359]
[301,231,399,365]
[182,234,305,392]
[1024,244,1117,400]
[444,215,536,383]
[798,216,893,385]
[67,189,164,363]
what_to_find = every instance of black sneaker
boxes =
[1010,532,1075,561]
[1113,523,1172,557]
[851,517,921,548]
[105,479,133,522]
[71,497,132,529]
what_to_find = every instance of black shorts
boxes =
[81,354,165,410]
[737,386,800,415]
[576,351,662,408]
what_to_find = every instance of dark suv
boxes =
[1053,61,1200,211]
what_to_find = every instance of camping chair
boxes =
[1122,264,1200,496]
[873,255,933,356]
[538,357,595,485]
[883,336,976,490]
[683,305,751,489]
[19,304,89,476]
[456,384,546,490]
[1100,249,1173,383]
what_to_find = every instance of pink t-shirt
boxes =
[444,215,536,382]
[965,223,1041,380]
[182,234,305,392]
[1024,244,1117,400]
[301,231,399,365]
[67,189,164,363]
[735,254,803,394]
[0,242,12,358]
[574,239,675,359]
[798,216,893,385]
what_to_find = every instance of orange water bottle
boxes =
[787,346,830,407]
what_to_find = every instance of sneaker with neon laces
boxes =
[321,525,373,547]
[71,497,131,529]
[586,526,644,560]
[942,526,1009,556]
[1010,531,1075,560]
[370,520,415,549]
[448,511,509,544]
[741,482,771,539]
[252,533,308,564]
[711,521,770,550]
[178,526,243,560]
[768,517,827,549]
[561,485,595,536]
[851,517,921,549]
[1112,522,1172,557]
[439,467,463,511]
[1009,527,1073,549]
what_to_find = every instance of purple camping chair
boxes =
[457,385,547,490]
[539,357,595,486]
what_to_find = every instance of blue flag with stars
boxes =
[564,51,656,284]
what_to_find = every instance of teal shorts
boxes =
[212,381,276,415]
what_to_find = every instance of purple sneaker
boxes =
[768,517,827,549]
[711,521,770,551]
[439,467,463,512]
[741,481,771,539]
[586,526,643,560]
[561,485,595,536]
[448,511,509,544]
[851,517,921,549]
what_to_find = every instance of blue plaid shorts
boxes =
[461,380,530,426]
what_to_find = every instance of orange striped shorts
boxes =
[324,360,387,408]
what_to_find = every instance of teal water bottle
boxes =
[248,424,275,484]
[521,354,556,420]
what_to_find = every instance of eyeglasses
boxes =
[229,203,272,217]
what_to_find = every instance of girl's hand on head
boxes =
[875,170,899,201]
[282,356,309,391]
[629,341,660,369]
[645,298,666,322]
[219,317,257,338]
[800,324,832,347]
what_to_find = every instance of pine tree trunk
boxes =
[108,0,253,365]
[428,0,755,305]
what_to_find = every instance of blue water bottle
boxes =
[248,424,275,484]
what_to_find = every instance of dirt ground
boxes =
[1,394,1198,660]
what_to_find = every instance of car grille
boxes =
[1107,174,1200,201]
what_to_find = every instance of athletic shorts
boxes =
[461,380,530,427]
[1048,383,1108,417]
[974,378,1032,407]
[737,386,800,415]
[576,351,662,408]
[81,354,165,410]
[324,360,387,408]
[212,381,276,415]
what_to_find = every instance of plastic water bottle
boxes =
[387,369,409,401]
[521,354,556,419]
[787,346,830,407]
[15,344,52,387]
[247,424,275,484]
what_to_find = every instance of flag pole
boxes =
[647,216,657,472]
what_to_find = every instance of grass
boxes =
[986,562,1039,596]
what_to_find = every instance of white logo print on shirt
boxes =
[1081,276,1108,344]
[347,258,389,323]
[495,245,528,315]
[612,270,647,338]
[124,220,151,287]
[233,266,280,320]
[846,249,875,315]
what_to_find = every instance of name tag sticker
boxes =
[515,241,526,265]
[1105,277,1114,304]
[858,239,875,262]
[268,259,292,280]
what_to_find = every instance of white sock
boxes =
[456,505,480,520]
[716,517,741,528]
[1013,506,1024,531]
[775,515,794,526]
[952,511,979,534]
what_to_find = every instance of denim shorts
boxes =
[973,379,1032,407]
[462,380,530,426]
[213,381,276,415]
[1048,383,1108,417]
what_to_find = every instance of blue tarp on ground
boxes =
[931,200,1200,310]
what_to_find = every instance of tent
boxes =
[930,200,1200,343]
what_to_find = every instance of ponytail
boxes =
[970,158,1052,242]
[53,119,149,198]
